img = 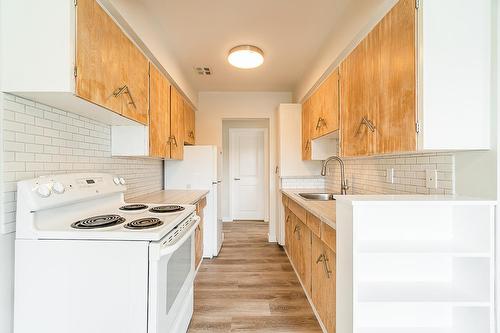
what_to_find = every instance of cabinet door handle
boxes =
[305,140,310,151]
[356,116,376,135]
[188,130,194,139]
[286,215,290,223]
[169,135,178,147]
[315,117,322,130]
[112,85,136,109]
[316,253,332,278]
[293,225,301,240]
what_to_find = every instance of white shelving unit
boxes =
[335,196,496,333]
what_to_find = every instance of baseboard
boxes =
[222,217,233,222]
[284,247,328,333]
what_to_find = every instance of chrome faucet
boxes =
[321,155,349,195]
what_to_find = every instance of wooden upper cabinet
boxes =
[75,0,149,125]
[301,100,312,160]
[340,0,416,157]
[312,234,336,333]
[170,86,185,160]
[321,69,340,136]
[184,101,195,145]
[309,89,323,140]
[375,0,416,154]
[149,64,171,158]
[340,25,380,157]
[311,69,340,140]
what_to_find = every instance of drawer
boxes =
[306,212,321,238]
[289,199,306,222]
[282,194,289,207]
[321,222,336,252]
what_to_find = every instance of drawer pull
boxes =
[316,253,332,278]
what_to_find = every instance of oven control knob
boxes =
[53,182,65,194]
[36,184,51,198]
[113,177,120,185]
[119,177,126,185]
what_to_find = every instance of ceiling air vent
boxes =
[194,67,212,76]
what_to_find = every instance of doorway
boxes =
[229,128,266,220]
[222,119,269,223]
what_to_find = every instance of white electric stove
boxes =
[14,173,199,333]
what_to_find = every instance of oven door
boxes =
[148,214,200,333]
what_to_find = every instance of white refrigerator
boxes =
[165,145,223,257]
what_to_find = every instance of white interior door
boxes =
[229,129,265,220]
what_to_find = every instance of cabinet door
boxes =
[284,208,293,256]
[183,101,195,145]
[76,0,148,124]
[375,0,416,154]
[312,235,336,333]
[169,86,184,160]
[301,100,312,160]
[292,218,311,296]
[149,64,171,158]
[320,69,340,136]
[195,219,203,268]
[309,89,323,140]
[340,27,379,157]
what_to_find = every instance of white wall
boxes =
[196,92,292,241]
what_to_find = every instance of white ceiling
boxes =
[132,0,386,92]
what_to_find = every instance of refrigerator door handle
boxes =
[212,180,222,185]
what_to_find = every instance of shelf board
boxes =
[358,327,452,333]
[358,240,490,257]
[358,282,490,303]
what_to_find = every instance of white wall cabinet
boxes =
[417,0,492,151]
[277,104,322,175]
[335,195,495,333]
[1,0,144,126]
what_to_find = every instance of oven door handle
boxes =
[157,216,200,257]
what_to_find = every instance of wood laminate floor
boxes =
[187,220,322,333]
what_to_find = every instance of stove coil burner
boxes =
[71,215,125,229]
[124,218,164,230]
[149,205,185,214]
[119,204,148,211]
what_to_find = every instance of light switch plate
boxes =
[386,168,394,184]
[426,170,438,189]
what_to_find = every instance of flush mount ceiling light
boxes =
[227,45,264,69]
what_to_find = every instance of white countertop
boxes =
[334,194,497,206]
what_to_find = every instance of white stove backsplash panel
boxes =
[2,93,163,234]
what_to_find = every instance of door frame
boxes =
[228,128,269,222]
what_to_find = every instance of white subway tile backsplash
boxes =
[280,177,326,189]
[1,94,163,234]
[325,153,455,195]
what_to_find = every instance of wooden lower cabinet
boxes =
[284,208,294,259]
[282,195,336,333]
[312,234,336,333]
[291,217,312,296]
[195,197,207,269]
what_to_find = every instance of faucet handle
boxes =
[343,179,350,192]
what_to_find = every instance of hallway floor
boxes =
[187,220,322,333]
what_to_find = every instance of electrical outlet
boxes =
[425,170,437,189]
[386,168,394,183]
